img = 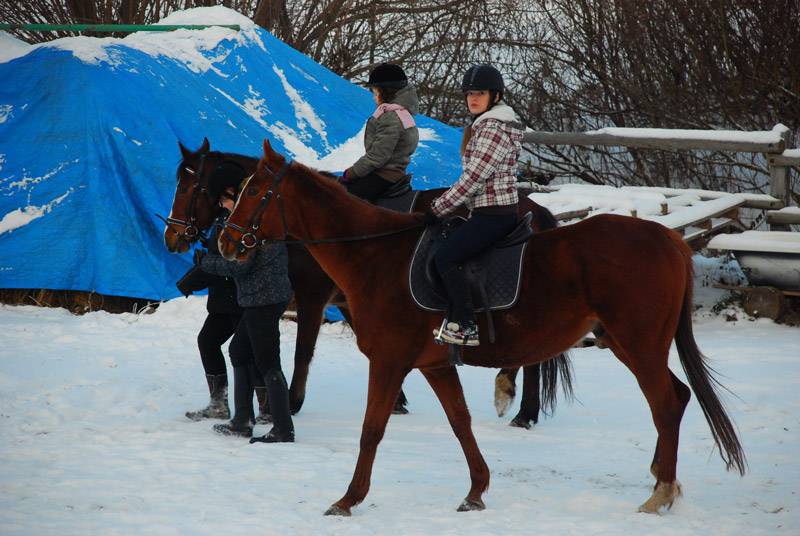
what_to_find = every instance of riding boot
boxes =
[254,385,272,424]
[250,368,295,444]
[186,374,230,421]
[435,265,479,347]
[213,366,254,438]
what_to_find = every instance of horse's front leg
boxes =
[325,361,409,516]
[420,366,490,512]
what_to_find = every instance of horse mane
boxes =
[289,159,421,228]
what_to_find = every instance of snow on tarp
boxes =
[0,7,463,301]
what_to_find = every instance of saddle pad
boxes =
[408,226,529,313]
[375,190,419,213]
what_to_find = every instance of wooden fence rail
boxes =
[522,124,797,229]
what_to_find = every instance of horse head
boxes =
[163,137,220,254]
[218,140,291,261]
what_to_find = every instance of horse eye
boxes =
[178,187,188,194]
[248,188,259,196]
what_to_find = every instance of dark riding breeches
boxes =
[434,212,518,275]
[228,301,290,376]
[197,312,240,376]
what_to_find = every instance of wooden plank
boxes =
[713,283,800,298]
[522,129,786,154]
[766,210,800,225]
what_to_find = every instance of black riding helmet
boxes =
[364,63,408,89]
[461,64,505,103]
[208,160,247,201]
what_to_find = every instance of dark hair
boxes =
[373,85,400,103]
[364,63,408,89]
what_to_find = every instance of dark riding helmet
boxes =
[364,63,408,89]
[208,160,247,201]
[461,64,504,101]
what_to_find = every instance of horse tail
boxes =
[539,351,575,415]
[673,240,747,475]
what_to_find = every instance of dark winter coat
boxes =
[199,230,292,309]
[175,214,241,315]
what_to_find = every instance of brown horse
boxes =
[219,140,746,516]
[163,138,569,426]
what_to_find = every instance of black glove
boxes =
[176,268,197,297]
[198,234,209,248]
[193,249,206,266]
[422,209,439,226]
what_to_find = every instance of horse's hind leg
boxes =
[288,289,329,414]
[510,364,541,429]
[601,335,689,513]
[421,366,490,512]
[494,367,519,417]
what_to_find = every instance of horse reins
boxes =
[222,160,424,252]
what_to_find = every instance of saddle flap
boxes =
[495,211,533,248]
[381,174,413,198]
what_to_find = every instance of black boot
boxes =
[434,265,479,347]
[250,368,294,444]
[213,366,254,438]
[186,374,230,421]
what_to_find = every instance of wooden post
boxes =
[768,126,793,230]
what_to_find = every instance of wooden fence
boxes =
[521,124,799,230]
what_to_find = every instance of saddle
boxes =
[408,212,533,344]
[374,175,418,213]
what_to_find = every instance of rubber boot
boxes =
[186,374,230,421]
[254,385,272,424]
[250,368,294,444]
[213,366,254,438]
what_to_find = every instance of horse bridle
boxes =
[222,159,424,253]
[221,161,291,252]
[158,153,218,243]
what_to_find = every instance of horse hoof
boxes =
[637,480,682,514]
[324,505,351,516]
[392,405,409,415]
[457,499,485,512]
[509,417,532,430]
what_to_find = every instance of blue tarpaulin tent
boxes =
[0,8,462,301]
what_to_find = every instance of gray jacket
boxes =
[200,240,292,308]
[349,84,420,183]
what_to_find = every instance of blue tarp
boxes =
[0,9,462,301]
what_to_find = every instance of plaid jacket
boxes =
[431,102,523,216]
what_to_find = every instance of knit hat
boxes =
[364,63,408,89]
[208,160,247,200]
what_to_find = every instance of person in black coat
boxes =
[176,161,270,423]
[195,166,296,443]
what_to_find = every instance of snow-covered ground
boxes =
[1,257,798,535]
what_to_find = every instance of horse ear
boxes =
[178,140,189,158]
[200,138,210,153]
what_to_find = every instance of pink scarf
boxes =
[373,103,416,129]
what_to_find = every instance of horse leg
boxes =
[494,367,519,417]
[603,335,690,514]
[421,366,491,512]
[288,290,328,414]
[509,364,541,429]
[325,361,409,516]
